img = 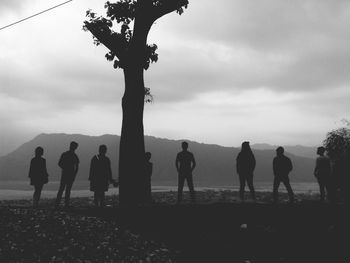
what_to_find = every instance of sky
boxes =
[0,0,349,156]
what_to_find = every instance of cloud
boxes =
[148,0,350,95]
[0,0,25,14]
[1,0,350,153]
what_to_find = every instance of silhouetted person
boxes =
[176,141,196,202]
[89,145,116,208]
[55,141,79,208]
[144,152,153,204]
[343,148,350,204]
[314,146,332,202]
[273,146,294,203]
[236,141,256,201]
[28,147,49,208]
[330,157,343,203]
[335,148,350,204]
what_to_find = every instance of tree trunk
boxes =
[119,65,146,206]
[118,12,152,206]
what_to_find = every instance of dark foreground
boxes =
[0,191,349,263]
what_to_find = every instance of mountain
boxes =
[251,143,317,159]
[0,134,316,186]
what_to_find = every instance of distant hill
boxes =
[251,143,317,159]
[0,134,316,186]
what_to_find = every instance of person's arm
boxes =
[252,154,256,171]
[191,153,196,172]
[58,154,64,169]
[273,158,277,176]
[150,163,153,177]
[28,159,33,178]
[43,159,49,178]
[107,158,113,182]
[314,158,319,177]
[88,157,94,181]
[175,154,180,172]
[74,156,79,175]
[75,163,79,176]
[288,158,293,172]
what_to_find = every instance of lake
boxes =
[0,180,320,200]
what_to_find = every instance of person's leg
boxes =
[246,173,256,201]
[64,180,74,207]
[147,180,152,203]
[100,192,106,207]
[239,173,246,201]
[177,174,185,203]
[282,177,294,203]
[93,191,99,207]
[318,178,325,202]
[273,177,280,203]
[33,184,43,207]
[33,185,38,207]
[186,175,196,202]
[55,179,66,207]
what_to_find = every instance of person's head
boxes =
[99,145,107,155]
[276,146,284,156]
[69,141,78,151]
[145,152,151,161]
[241,141,251,151]
[317,146,326,156]
[35,146,43,157]
[182,141,188,150]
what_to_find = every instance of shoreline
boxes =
[0,190,325,206]
[0,182,321,200]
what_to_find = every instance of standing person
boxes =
[55,141,79,208]
[89,145,117,208]
[144,152,153,204]
[175,141,196,203]
[314,146,332,202]
[236,141,256,201]
[343,148,350,204]
[273,146,295,203]
[28,147,49,208]
[335,147,350,204]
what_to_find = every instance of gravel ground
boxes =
[0,191,337,263]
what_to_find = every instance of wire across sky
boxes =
[0,0,73,32]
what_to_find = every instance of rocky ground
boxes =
[0,191,347,263]
[0,207,173,263]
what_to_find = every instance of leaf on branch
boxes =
[176,4,188,15]
[143,44,158,70]
[105,0,137,25]
[113,60,121,69]
[105,51,115,61]
[151,0,189,19]
[144,87,153,103]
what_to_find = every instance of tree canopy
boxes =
[83,0,188,70]
[324,127,350,160]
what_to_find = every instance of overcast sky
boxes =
[0,0,349,155]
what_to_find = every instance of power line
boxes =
[0,0,73,31]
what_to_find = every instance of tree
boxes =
[83,0,189,206]
[324,127,350,160]
[323,123,350,203]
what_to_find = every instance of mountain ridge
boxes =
[0,133,316,186]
